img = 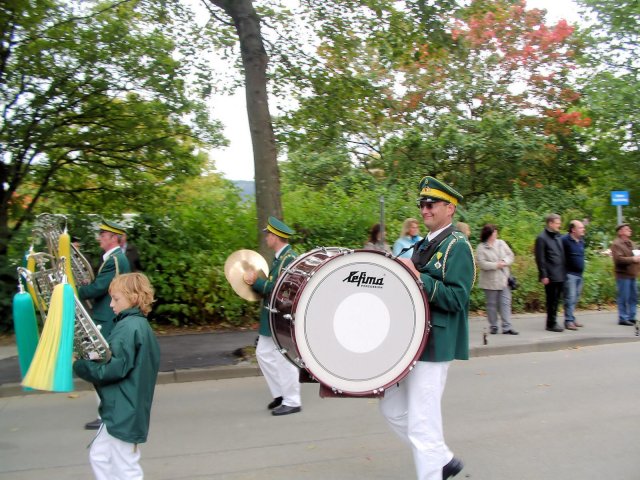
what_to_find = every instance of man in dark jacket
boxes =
[120,233,143,272]
[535,213,567,332]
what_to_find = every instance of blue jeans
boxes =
[564,273,583,324]
[616,278,638,322]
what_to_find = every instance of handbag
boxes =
[508,275,518,290]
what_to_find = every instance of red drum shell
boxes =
[270,248,430,397]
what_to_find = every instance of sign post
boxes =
[379,195,385,244]
[611,191,630,225]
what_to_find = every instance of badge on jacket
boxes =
[434,252,443,269]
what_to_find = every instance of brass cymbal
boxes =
[224,249,269,302]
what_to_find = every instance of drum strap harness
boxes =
[410,225,456,271]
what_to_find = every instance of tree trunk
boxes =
[208,0,282,259]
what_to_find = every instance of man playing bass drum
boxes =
[380,176,475,480]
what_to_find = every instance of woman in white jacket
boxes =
[476,224,519,335]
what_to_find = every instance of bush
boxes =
[132,176,260,327]
[1,175,623,333]
[283,179,619,317]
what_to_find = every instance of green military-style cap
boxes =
[417,176,464,206]
[99,219,126,236]
[263,216,294,239]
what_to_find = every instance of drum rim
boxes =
[272,248,430,395]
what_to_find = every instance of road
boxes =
[1,342,639,479]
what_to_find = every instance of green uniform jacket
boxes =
[78,249,131,337]
[251,245,297,336]
[415,231,475,362]
[73,307,160,444]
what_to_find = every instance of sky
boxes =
[208,0,581,182]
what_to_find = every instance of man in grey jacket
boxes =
[534,213,567,332]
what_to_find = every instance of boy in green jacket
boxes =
[74,273,160,479]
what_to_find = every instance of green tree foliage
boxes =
[201,0,291,259]
[576,0,640,228]
[0,0,226,328]
[3,0,630,332]
[281,175,617,315]
[0,0,225,257]
[129,175,258,327]
[276,0,460,172]
[277,0,590,200]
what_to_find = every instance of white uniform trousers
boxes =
[256,334,301,407]
[90,424,143,480]
[379,361,453,480]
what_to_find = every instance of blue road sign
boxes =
[611,191,630,206]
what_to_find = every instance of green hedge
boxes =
[2,176,623,331]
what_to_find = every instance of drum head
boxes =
[294,250,428,394]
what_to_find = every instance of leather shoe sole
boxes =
[272,405,301,416]
[267,396,283,410]
[443,456,464,479]
[84,418,102,430]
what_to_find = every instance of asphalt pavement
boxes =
[1,308,638,397]
[2,342,639,479]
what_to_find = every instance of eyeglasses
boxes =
[416,200,449,210]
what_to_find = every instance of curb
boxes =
[156,364,262,385]
[3,336,638,398]
[470,335,640,357]
[0,364,264,399]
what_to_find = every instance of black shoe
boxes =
[84,418,102,430]
[618,320,634,326]
[503,329,519,335]
[443,456,464,479]
[546,325,564,332]
[271,405,301,416]
[489,326,498,334]
[267,396,283,410]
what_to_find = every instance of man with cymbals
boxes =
[380,176,475,480]
[78,219,131,430]
[243,216,302,416]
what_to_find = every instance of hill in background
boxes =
[232,180,255,198]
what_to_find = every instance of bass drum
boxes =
[269,248,430,397]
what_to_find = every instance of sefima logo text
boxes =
[342,271,384,287]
